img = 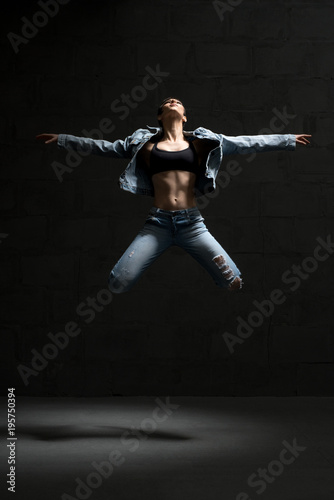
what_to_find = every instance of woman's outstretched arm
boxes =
[36,132,133,159]
[220,132,311,156]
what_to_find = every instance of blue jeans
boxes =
[108,206,242,293]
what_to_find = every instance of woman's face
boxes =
[161,97,185,115]
[158,97,187,127]
[158,97,187,122]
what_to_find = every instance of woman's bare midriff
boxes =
[152,170,197,210]
[138,137,215,211]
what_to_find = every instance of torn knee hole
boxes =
[213,254,234,280]
[213,255,225,269]
[224,269,234,279]
[213,254,242,290]
[228,276,242,291]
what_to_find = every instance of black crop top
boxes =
[148,141,199,177]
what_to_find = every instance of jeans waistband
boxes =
[149,206,201,216]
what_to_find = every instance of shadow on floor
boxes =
[1,424,192,441]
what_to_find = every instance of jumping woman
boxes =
[36,97,311,293]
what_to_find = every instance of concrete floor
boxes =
[1,397,334,500]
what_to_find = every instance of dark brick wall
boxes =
[1,0,334,396]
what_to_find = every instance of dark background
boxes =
[1,0,333,397]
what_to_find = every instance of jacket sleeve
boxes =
[221,134,296,156]
[57,133,134,159]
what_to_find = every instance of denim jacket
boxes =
[57,126,296,197]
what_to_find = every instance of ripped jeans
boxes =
[108,206,242,293]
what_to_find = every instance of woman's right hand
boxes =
[35,133,59,144]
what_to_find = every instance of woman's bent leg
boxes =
[108,215,172,294]
[176,211,242,290]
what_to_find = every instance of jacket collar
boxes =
[146,125,195,137]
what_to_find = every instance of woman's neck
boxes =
[161,118,185,143]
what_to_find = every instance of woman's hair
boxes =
[157,97,187,129]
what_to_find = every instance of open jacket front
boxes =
[57,126,296,198]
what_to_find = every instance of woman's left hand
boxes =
[295,134,312,145]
